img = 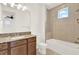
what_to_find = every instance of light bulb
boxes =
[22,6,28,11]
[17,4,22,10]
[10,3,15,7]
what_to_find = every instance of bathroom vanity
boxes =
[0,34,36,55]
[0,4,36,55]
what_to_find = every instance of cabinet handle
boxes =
[76,19,79,23]
[77,38,79,40]
[74,41,79,44]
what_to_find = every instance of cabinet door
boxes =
[28,42,36,55]
[10,39,27,47]
[0,43,8,50]
[11,45,27,55]
[0,50,8,55]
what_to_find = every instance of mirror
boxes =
[0,3,31,33]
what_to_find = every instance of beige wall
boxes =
[46,3,79,43]
[45,10,52,40]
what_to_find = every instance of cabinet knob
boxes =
[74,41,79,44]
[76,19,79,23]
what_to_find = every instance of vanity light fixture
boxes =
[2,3,7,6]
[2,3,28,11]
[17,4,22,10]
[22,6,27,11]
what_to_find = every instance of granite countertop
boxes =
[0,34,36,43]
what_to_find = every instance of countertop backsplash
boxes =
[0,32,31,37]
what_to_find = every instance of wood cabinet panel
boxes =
[28,37,36,43]
[0,36,36,55]
[11,45,27,55]
[0,50,8,55]
[28,50,36,55]
[28,41,36,55]
[10,39,27,47]
[0,43,8,50]
[28,42,36,47]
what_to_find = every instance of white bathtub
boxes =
[46,39,79,55]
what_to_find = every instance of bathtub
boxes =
[46,39,79,55]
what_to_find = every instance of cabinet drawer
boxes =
[10,39,27,47]
[0,50,8,55]
[0,43,8,50]
[28,37,36,43]
[11,45,27,55]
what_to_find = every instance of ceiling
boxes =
[46,3,62,9]
[5,3,62,10]
[23,3,62,10]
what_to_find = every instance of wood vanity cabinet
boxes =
[0,36,36,55]
[11,45,27,55]
[0,43,8,50]
[0,43,8,55]
[28,37,36,55]
[10,39,28,55]
[0,50,8,55]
